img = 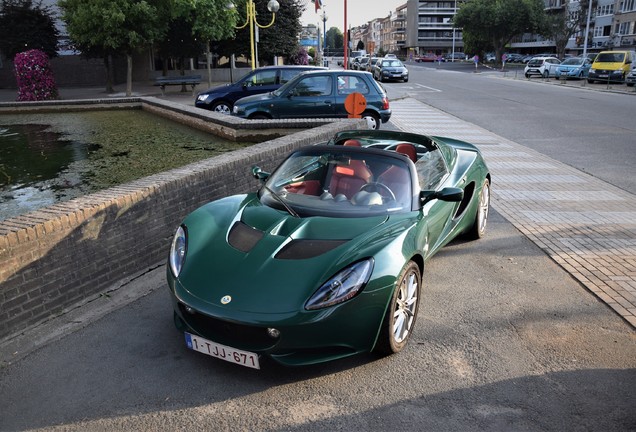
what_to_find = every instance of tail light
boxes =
[382,97,390,110]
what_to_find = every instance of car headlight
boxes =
[169,225,187,277]
[305,258,374,310]
[233,105,241,114]
[196,94,209,102]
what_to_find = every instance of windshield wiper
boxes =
[264,185,299,218]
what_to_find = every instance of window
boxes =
[415,149,448,190]
[337,75,370,94]
[247,70,277,86]
[292,76,333,97]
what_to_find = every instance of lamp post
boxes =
[321,10,328,57]
[235,0,280,70]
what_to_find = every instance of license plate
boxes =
[185,332,260,369]
[599,74,608,78]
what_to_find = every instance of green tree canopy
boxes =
[0,0,59,59]
[326,27,343,51]
[454,0,546,62]
[59,0,166,95]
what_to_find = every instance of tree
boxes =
[542,0,594,59]
[325,27,343,52]
[216,0,305,65]
[0,0,59,60]
[59,0,165,96]
[454,0,546,63]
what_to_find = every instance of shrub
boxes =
[14,49,58,101]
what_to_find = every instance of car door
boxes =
[333,74,372,118]
[234,69,280,101]
[414,148,457,256]
[273,75,336,119]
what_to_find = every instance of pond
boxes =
[0,109,251,221]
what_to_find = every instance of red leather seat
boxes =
[377,143,416,205]
[395,143,417,162]
[329,161,372,199]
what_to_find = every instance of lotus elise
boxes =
[167,130,491,369]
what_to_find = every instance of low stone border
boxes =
[0,102,366,343]
[0,96,353,142]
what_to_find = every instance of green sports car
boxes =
[167,130,491,369]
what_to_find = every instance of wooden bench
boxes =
[154,75,202,96]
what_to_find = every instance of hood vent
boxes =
[275,239,348,260]
[228,221,264,253]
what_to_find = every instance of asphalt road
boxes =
[1,67,635,431]
[391,61,636,192]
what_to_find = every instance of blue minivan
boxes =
[195,65,325,114]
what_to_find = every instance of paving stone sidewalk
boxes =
[390,97,636,328]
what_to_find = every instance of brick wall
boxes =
[0,119,366,343]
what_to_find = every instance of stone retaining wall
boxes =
[0,116,366,343]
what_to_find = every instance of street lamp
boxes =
[321,10,328,56]
[234,0,280,70]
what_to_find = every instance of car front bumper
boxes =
[167,270,393,366]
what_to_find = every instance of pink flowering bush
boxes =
[14,49,58,101]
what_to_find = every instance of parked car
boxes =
[366,57,381,73]
[554,56,592,79]
[232,70,391,129]
[524,56,561,78]
[626,68,636,86]
[588,50,636,83]
[195,65,324,114]
[444,52,465,61]
[415,53,438,62]
[373,58,409,82]
[167,129,491,368]
[356,56,370,71]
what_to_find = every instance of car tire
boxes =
[525,72,530,78]
[587,79,594,84]
[542,70,549,78]
[404,78,409,83]
[212,101,232,114]
[375,261,421,355]
[627,83,635,87]
[362,111,381,130]
[466,178,490,240]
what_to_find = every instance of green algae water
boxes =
[0,109,251,221]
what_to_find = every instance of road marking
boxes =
[391,83,442,93]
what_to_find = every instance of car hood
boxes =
[592,61,625,69]
[382,66,406,72]
[176,194,409,315]
[199,83,235,96]
[235,92,275,106]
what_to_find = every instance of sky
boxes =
[300,0,406,31]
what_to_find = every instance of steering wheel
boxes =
[359,182,396,201]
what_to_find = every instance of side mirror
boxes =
[252,166,270,182]
[420,187,464,204]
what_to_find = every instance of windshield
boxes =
[381,60,403,67]
[260,147,414,217]
[596,53,625,62]
[561,57,584,65]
